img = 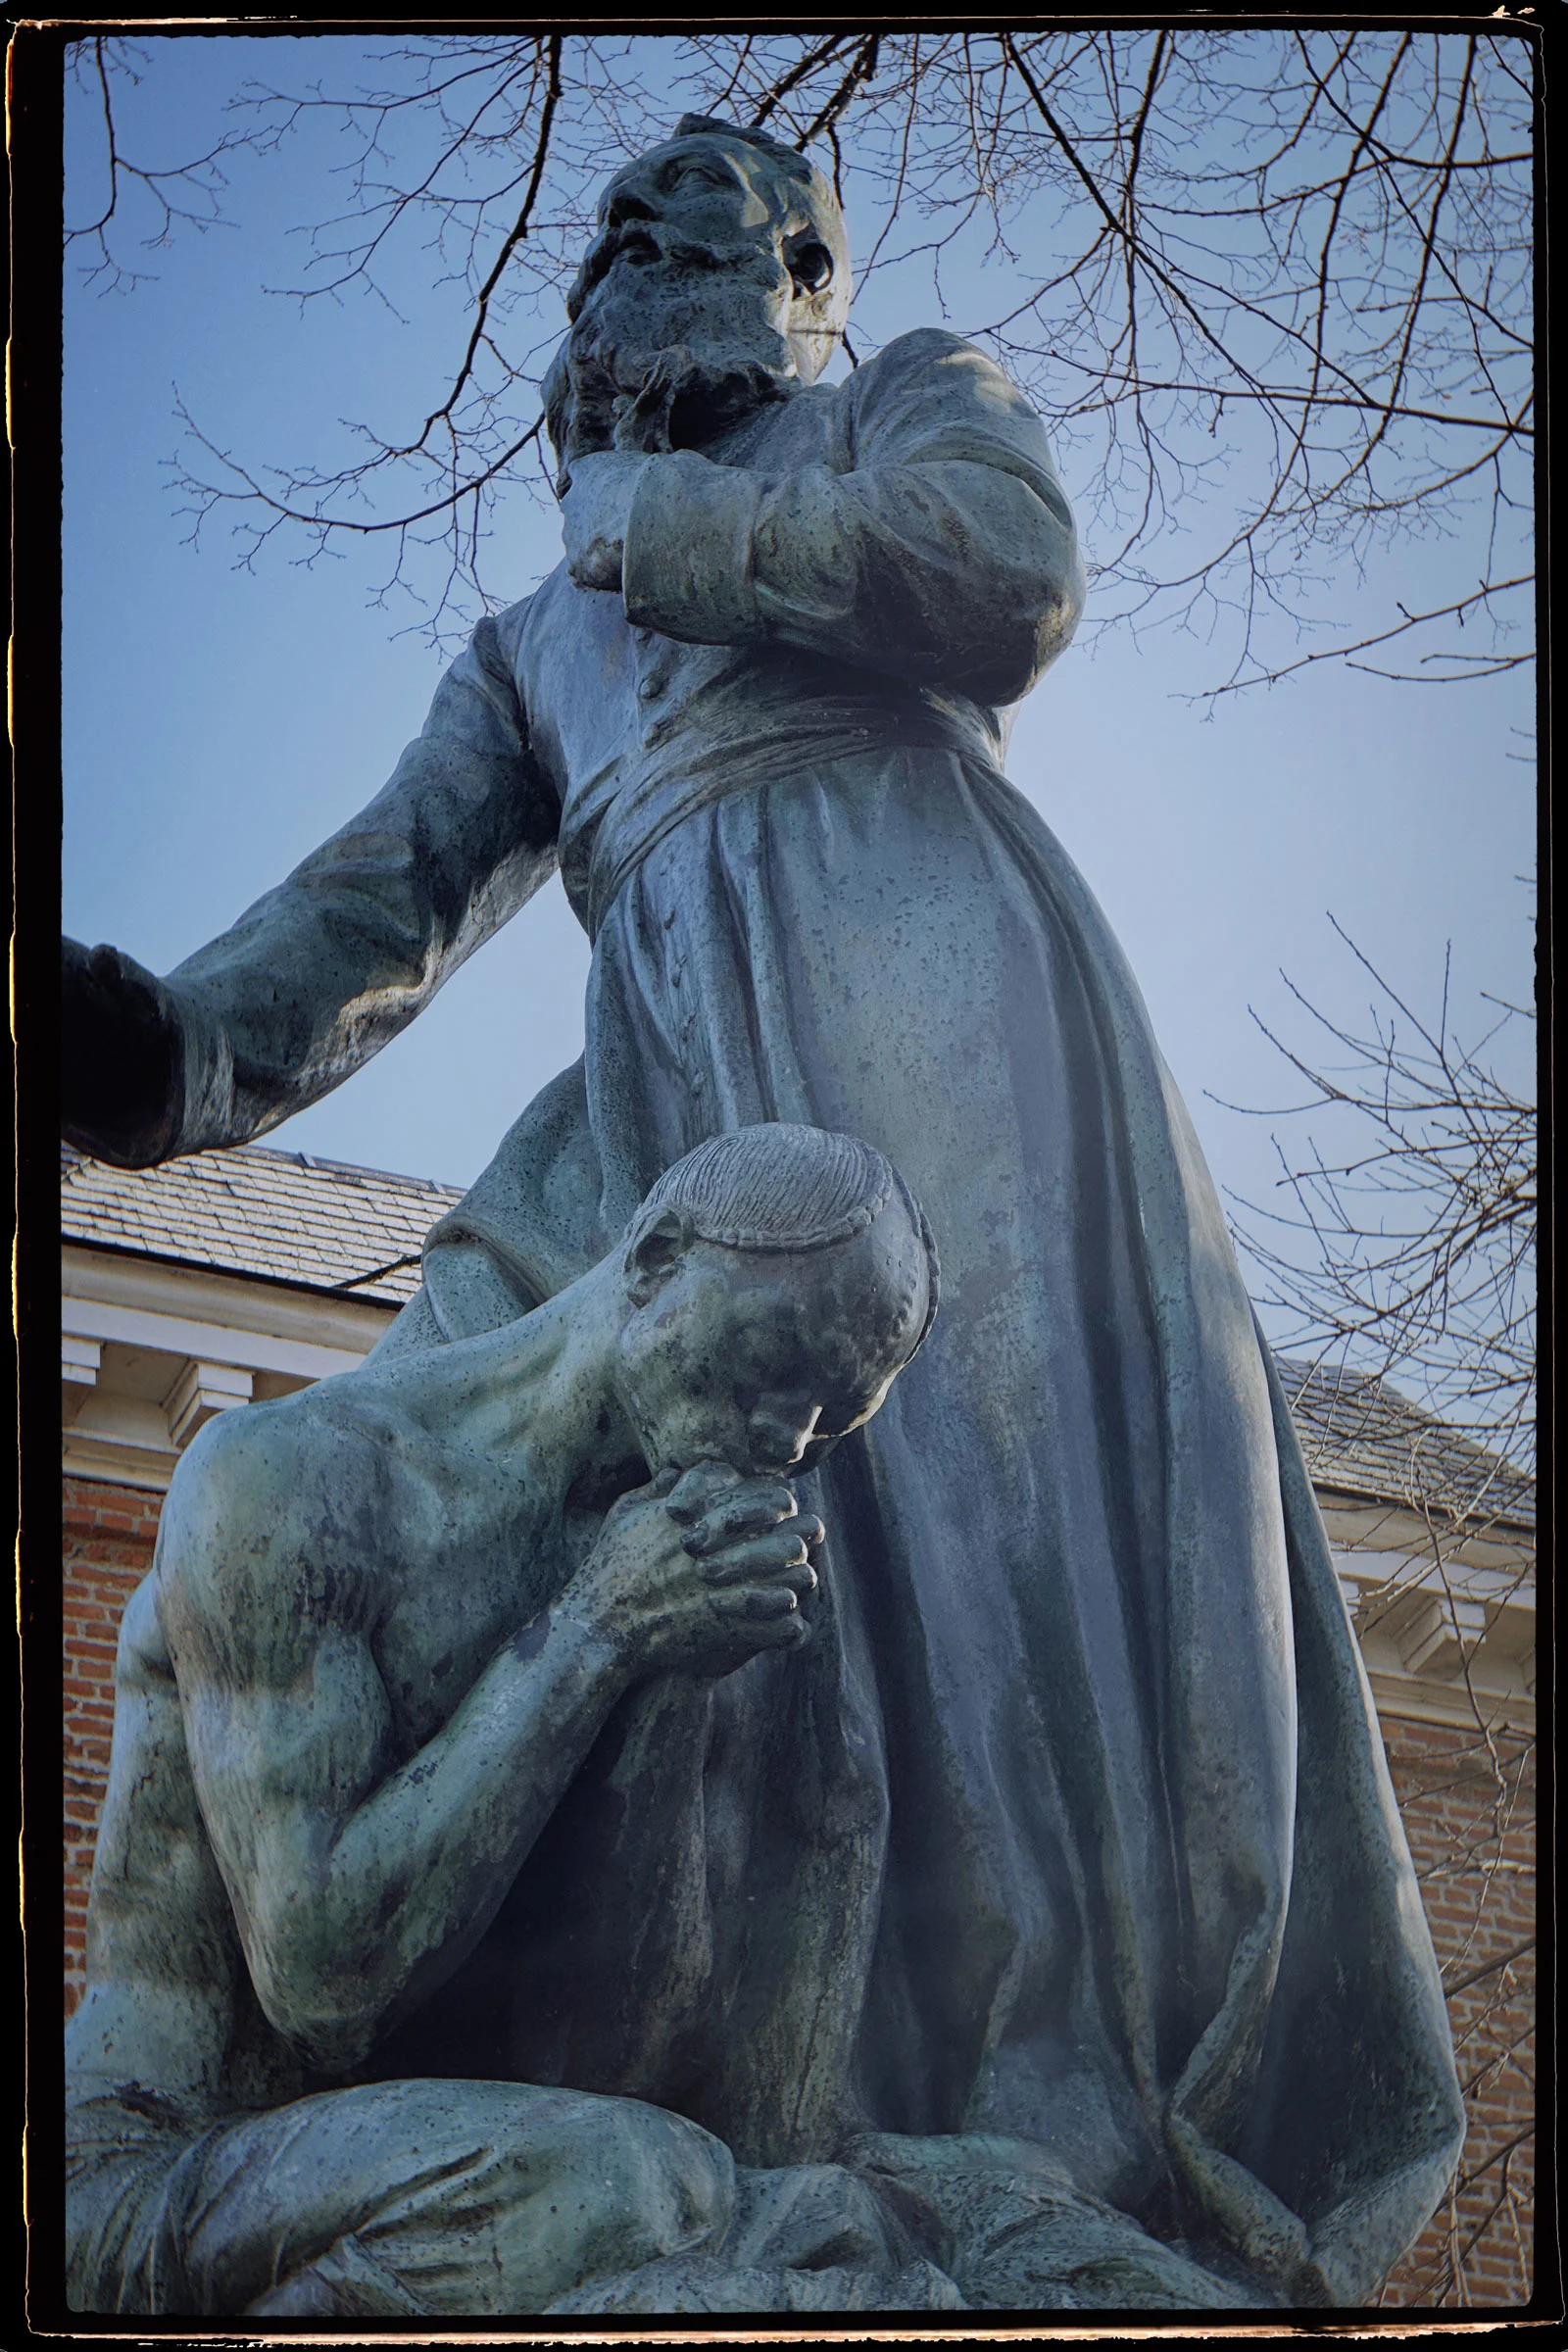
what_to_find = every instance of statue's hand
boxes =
[564,1460,823,1682]
[561,451,647,593]
[61,937,186,1167]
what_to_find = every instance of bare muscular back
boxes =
[66,1371,575,2119]
[66,1282,820,2138]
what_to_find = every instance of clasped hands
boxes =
[562,1461,823,1684]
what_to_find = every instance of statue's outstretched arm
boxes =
[62,606,558,1167]
[604,328,1086,708]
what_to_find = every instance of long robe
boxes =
[154,328,1463,2304]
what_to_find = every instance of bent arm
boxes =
[620,330,1086,707]
[155,1406,817,2074]
[194,1614,626,2073]
[69,606,559,1164]
[155,1419,630,2071]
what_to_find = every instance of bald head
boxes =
[613,1126,939,1479]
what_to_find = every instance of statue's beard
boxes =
[553,231,798,479]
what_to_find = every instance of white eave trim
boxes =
[63,1244,402,1355]
[62,1246,399,1494]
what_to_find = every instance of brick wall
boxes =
[63,1475,164,2019]
[1376,1716,1537,2309]
[60,1499,1536,2306]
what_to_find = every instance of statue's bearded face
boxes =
[546,128,851,483]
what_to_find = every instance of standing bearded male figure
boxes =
[62,116,1463,2310]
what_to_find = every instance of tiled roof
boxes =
[60,1146,1536,1530]
[1277,1355,1535,1534]
[61,1143,463,1308]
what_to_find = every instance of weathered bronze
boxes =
[63,116,1463,2314]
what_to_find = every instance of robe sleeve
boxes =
[619,328,1086,708]
[163,603,560,1153]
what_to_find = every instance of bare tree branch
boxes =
[68,30,1535,683]
[1219,921,1535,1478]
[1190,572,1531,695]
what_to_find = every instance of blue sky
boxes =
[60,35,1536,1342]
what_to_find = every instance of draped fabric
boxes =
[401,748,1462,2304]
[143,328,1461,2303]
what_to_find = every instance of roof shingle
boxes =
[61,1143,462,1308]
[1277,1356,1534,1533]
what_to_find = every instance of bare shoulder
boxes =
[154,1385,388,1691]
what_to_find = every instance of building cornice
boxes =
[1322,1497,1534,1737]
[63,1244,398,1492]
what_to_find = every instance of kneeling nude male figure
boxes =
[66,1125,945,2318]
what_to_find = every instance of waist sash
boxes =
[578,696,1003,942]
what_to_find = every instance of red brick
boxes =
[61,1476,162,2017]
[1376,1715,1536,2308]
